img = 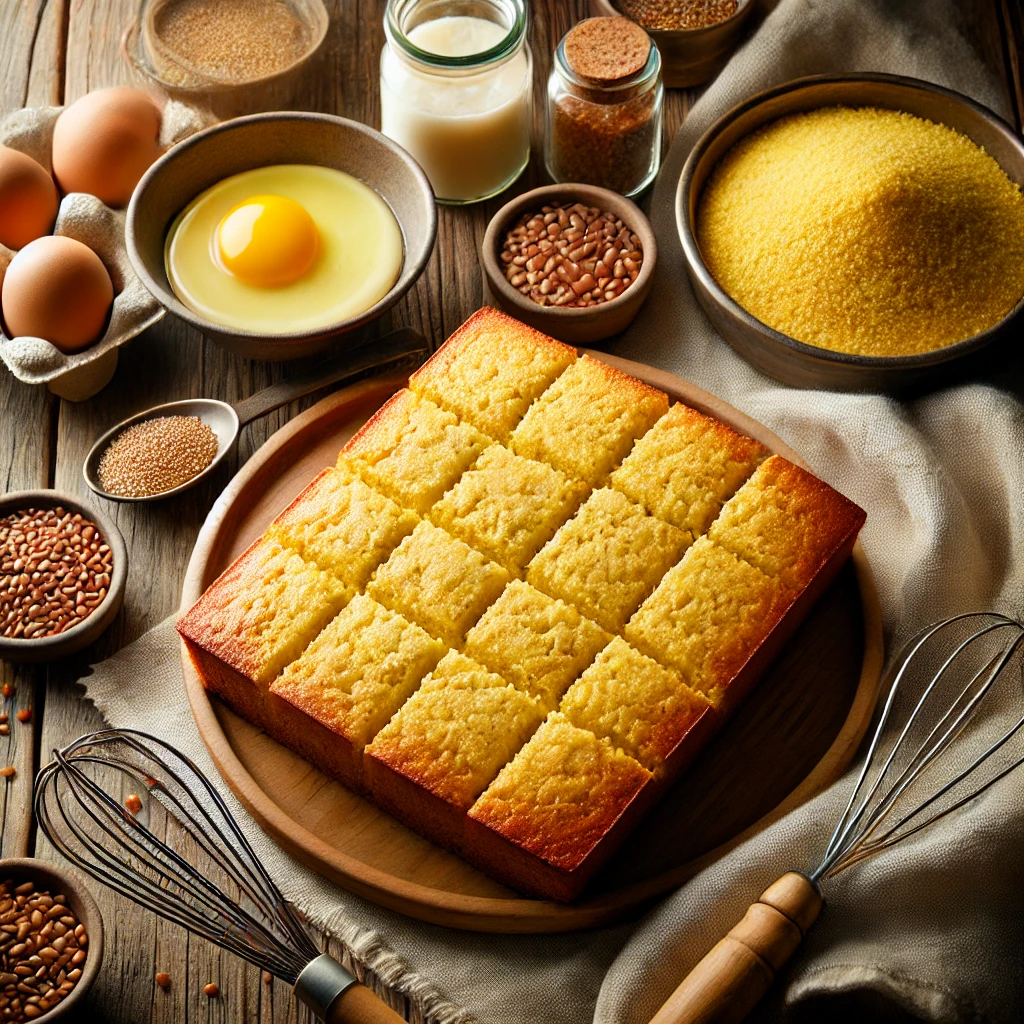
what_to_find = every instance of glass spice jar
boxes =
[380,0,533,205]
[545,17,663,197]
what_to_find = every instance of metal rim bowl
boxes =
[126,111,437,361]
[481,182,657,346]
[0,857,104,1020]
[677,73,1024,394]
[592,0,755,88]
[0,491,127,664]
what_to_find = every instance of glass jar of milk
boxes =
[380,0,532,204]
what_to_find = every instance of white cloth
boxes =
[80,1,1024,1022]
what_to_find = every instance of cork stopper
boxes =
[563,16,652,83]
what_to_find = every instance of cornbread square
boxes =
[270,594,446,752]
[708,454,868,592]
[176,536,352,689]
[625,537,785,706]
[510,356,668,486]
[341,388,492,515]
[367,520,511,648]
[526,487,691,634]
[429,445,589,575]
[268,465,418,587]
[560,637,713,773]
[468,712,652,873]
[409,307,577,441]
[611,403,768,537]
[367,652,545,810]
[463,580,610,710]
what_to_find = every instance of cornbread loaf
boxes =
[178,308,866,903]
[409,306,576,441]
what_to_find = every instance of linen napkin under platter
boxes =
[79,0,1024,1022]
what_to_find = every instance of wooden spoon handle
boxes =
[649,872,822,1024]
[327,982,408,1024]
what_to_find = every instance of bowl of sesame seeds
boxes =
[593,0,755,88]
[0,492,127,663]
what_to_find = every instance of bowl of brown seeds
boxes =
[0,858,104,1021]
[0,492,127,664]
[481,182,657,345]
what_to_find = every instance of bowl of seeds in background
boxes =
[481,182,657,345]
[678,73,1024,393]
[0,858,104,1021]
[0,491,127,663]
[593,0,755,87]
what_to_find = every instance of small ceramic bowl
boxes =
[0,857,104,1020]
[126,112,437,361]
[678,73,1024,393]
[122,0,330,120]
[593,0,754,88]
[481,183,656,346]
[0,491,127,664]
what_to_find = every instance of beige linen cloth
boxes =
[79,0,1024,1021]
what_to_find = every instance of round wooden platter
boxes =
[180,354,884,934]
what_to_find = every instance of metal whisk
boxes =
[650,611,1024,1024]
[34,729,404,1024]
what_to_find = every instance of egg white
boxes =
[165,164,404,334]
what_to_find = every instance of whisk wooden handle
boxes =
[328,982,407,1024]
[649,872,822,1024]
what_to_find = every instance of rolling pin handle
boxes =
[648,871,822,1024]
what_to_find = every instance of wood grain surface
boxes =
[0,0,1021,1020]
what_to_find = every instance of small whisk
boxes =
[650,611,1024,1024]
[34,729,404,1024]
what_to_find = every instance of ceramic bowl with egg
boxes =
[126,112,437,361]
[0,490,127,664]
[481,183,656,346]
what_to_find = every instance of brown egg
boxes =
[1,235,113,352]
[0,146,59,250]
[51,87,163,207]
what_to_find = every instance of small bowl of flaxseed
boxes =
[0,492,127,664]
[0,858,104,1021]
[482,182,657,345]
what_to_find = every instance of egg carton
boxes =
[0,100,214,400]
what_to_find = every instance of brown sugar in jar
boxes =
[546,17,663,197]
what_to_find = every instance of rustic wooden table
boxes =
[1,1,1022,1020]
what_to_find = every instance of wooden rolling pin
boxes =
[649,872,822,1024]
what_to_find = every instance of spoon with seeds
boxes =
[83,328,427,503]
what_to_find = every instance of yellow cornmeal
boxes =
[697,106,1024,357]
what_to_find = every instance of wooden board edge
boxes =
[179,363,885,932]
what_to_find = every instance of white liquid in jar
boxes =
[380,15,531,203]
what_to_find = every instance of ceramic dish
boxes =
[122,0,330,120]
[592,0,754,88]
[0,491,127,664]
[126,112,437,361]
[0,857,104,1019]
[481,183,656,346]
[677,73,1024,394]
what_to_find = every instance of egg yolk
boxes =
[215,195,319,287]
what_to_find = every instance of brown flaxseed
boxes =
[155,971,171,990]
[204,982,219,997]
[125,793,143,815]
[0,767,14,779]
[14,711,28,725]
[618,0,740,31]
[0,879,86,1021]
[97,415,218,498]
[0,508,114,641]
[500,202,643,308]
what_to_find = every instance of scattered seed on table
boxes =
[262,970,272,984]
[0,725,8,736]
[204,982,219,997]
[155,971,171,990]
[14,710,29,724]
[2,685,14,700]
[97,416,219,498]
[0,766,14,779]
[125,794,142,815]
